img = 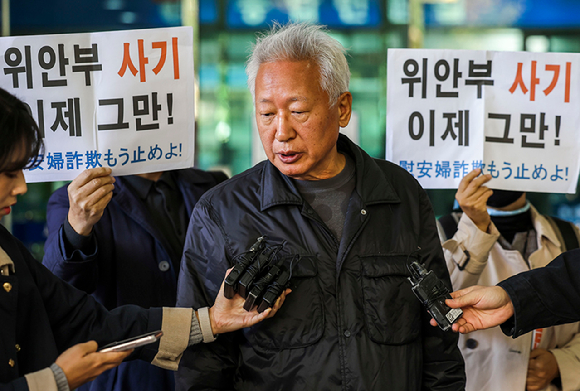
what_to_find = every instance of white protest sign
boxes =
[386,49,580,194]
[0,27,195,183]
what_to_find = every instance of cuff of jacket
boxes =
[498,276,554,338]
[49,363,70,391]
[61,222,97,260]
[25,367,59,391]
[152,307,193,371]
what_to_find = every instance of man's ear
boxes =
[337,92,352,128]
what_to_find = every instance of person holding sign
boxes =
[42,146,227,390]
[438,168,580,391]
[0,87,287,391]
[175,22,465,391]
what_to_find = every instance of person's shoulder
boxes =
[196,163,265,204]
[47,181,71,203]
[373,157,422,187]
[173,167,227,183]
[374,157,410,173]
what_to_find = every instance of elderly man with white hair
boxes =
[176,23,465,391]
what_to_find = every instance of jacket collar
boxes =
[532,205,563,247]
[260,134,400,211]
[0,245,15,275]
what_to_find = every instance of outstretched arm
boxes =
[428,285,514,333]
[433,249,580,335]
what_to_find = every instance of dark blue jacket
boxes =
[0,224,162,391]
[499,248,580,338]
[42,168,224,391]
[176,135,465,391]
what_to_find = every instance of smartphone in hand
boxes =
[99,330,163,353]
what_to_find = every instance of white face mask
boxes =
[487,201,531,217]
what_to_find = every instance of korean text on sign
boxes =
[0,26,195,183]
[386,49,580,194]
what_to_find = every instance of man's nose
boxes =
[275,113,296,142]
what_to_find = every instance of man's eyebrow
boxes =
[257,97,309,104]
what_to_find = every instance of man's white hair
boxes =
[246,22,350,105]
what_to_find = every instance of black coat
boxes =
[0,224,162,391]
[176,135,465,391]
[499,247,580,337]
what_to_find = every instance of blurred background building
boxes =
[2,0,580,259]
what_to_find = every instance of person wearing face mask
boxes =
[437,168,580,391]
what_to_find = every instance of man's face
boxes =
[254,60,352,180]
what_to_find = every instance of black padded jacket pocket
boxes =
[360,254,422,345]
[245,255,324,351]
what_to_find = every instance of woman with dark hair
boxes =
[0,88,43,175]
[0,88,285,391]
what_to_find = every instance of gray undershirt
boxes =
[292,154,356,241]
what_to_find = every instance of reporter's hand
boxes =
[55,341,132,390]
[526,348,560,391]
[209,269,291,335]
[456,168,493,232]
[429,285,514,333]
[67,168,115,236]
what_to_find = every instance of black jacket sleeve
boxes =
[0,377,29,391]
[499,248,580,338]
[415,185,466,391]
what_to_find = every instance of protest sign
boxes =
[0,26,195,183]
[386,49,580,193]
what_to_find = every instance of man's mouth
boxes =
[277,152,302,164]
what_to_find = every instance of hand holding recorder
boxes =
[428,285,514,333]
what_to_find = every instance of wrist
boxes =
[476,221,490,233]
[208,307,217,334]
[67,216,93,237]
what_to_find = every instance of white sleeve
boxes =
[441,213,500,290]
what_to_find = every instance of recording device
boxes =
[238,245,281,299]
[256,267,291,314]
[224,236,265,299]
[407,261,462,331]
[224,236,297,313]
[99,330,163,353]
[244,264,282,311]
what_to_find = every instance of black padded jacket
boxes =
[176,134,466,391]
